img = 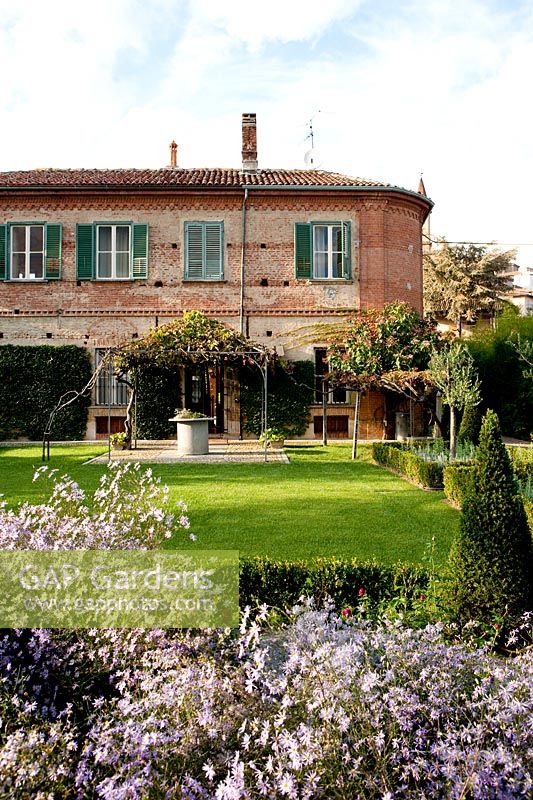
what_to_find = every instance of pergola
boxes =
[42,312,274,461]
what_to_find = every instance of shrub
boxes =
[507,445,533,483]
[525,497,533,531]
[467,309,533,439]
[0,345,92,440]
[239,556,428,611]
[134,364,181,439]
[240,360,314,437]
[443,463,476,507]
[372,442,444,489]
[458,403,482,444]
[447,410,533,625]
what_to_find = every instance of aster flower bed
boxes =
[1,608,533,799]
[0,467,532,799]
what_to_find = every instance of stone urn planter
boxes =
[169,414,214,455]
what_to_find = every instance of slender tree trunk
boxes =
[322,378,328,446]
[449,406,457,460]
[124,386,135,449]
[352,391,361,460]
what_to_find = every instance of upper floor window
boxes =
[76,223,148,281]
[295,221,351,280]
[97,225,131,279]
[0,222,61,281]
[11,225,44,280]
[185,221,224,280]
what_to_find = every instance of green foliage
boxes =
[443,463,476,507]
[458,404,482,445]
[447,410,533,625]
[429,341,481,457]
[116,310,261,372]
[423,240,514,324]
[134,365,181,439]
[510,333,533,379]
[0,345,91,440]
[239,556,428,611]
[372,442,444,488]
[429,343,480,411]
[507,445,533,483]
[524,498,533,531]
[328,302,439,388]
[240,360,314,437]
[467,310,533,438]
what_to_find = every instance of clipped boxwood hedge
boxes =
[372,442,444,489]
[239,556,429,610]
[507,446,533,482]
[443,457,533,531]
[0,345,92,441]
[443,463,476,507]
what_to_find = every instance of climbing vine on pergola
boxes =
[113,311,273,446]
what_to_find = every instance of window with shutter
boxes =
[185,222,223,280]
[0,225,6,281]
[2,223,62,281]
[76,223,149,280]
[295,221,351,280]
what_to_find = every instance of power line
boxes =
[424,234,533,247]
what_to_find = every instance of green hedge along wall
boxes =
[134,366,181,440]
[240,360,315,437]
[0,345,92,440]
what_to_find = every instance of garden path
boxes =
[86,440,290,465]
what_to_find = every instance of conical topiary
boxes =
[447,409,533,625]
[457,403,482,445]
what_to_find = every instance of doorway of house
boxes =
[184,365,225,434]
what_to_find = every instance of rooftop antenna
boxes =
[304,111,322,169]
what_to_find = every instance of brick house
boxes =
[0,113,432,440]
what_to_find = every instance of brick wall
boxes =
[0,186,427,439]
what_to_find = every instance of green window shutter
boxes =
[44,224,62,280]
[76,224,95,280]
[205,222,223,278]
[185,222,223,279]
[295,223,312,278]
[0,225,6,280]
[132,223,148,279]
[342,221,351,279]
[185,223,205,279]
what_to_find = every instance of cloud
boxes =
[1,0,533,265]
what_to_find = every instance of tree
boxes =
[447,410,533,626]
[510,334,533,380]
[326,302,439,386]
[326,303,440,455]
[423,241,515,334]
[467,308,533,439]
[428,342,481,458]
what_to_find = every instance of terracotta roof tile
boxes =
[0,167,395,190]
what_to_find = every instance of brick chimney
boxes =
[241,113,258,172]
[169,141,178,168]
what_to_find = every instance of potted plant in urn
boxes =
[259,427,287,449]
[110,431,128,450]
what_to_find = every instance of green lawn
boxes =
[0,443,459,565]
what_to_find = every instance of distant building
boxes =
[503,264,533,316]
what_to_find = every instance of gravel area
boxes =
[86,440,289,465]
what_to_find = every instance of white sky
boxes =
[1,0,533,266]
